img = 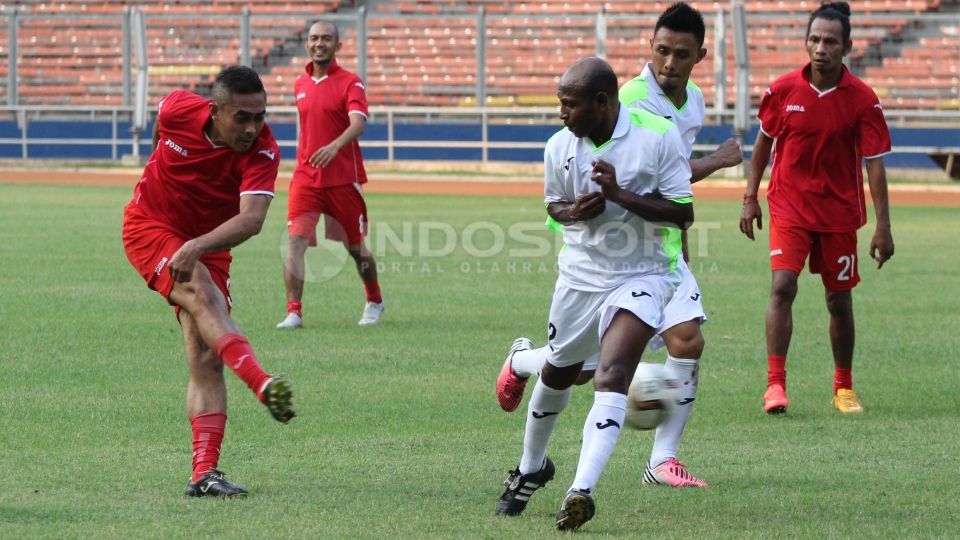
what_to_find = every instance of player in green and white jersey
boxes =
[497,2,742,489]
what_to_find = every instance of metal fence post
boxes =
[240,6,251,67]
[357,6,368,82]
[731,1,750,175]
[713,7,726,115]
[8,8,18,106]
[122,6,131,106]
[596,7,606,59]
[476,7,486,107]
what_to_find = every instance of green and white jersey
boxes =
[544,105,692,292]
[619,62,706,158]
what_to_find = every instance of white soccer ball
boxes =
[624,362,680,431]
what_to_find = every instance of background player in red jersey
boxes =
[740,2,895,415]
[122,66,295,497]
[277,20,384,329]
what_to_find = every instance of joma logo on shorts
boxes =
[164,139,188,157]
[786,104,805,112]
[770,249,783,256]
[154,256,168,275]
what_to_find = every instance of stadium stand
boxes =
[0,0,956,111]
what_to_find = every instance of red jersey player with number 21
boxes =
[740,2,894,416]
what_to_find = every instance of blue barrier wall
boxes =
[1,119,957,168]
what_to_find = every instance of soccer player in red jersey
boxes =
[122,66,296,497]
[740,2,895,415]
[277,20,384,329]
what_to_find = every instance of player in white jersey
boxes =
[495,56,694,532]
[496,2,743,489]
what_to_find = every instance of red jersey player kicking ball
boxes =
[122,66,296,497]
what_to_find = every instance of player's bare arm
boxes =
[740,132,772,240]
[690,138,743,182]
[167,194,272,282]
[590,159,693,229]
[309,112,366,168]
[865,157,894,268]
[547,192,606,223]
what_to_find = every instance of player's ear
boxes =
[696,47,707,63]
[208,101,220,120]
[843,39,853,57]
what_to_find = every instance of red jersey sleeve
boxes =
[345,76,369,117]
[240,127,280,196]
[858,95,892,159]
[156,90,195,133]
[757,86,783,138]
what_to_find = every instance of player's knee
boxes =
[825,289,852,316]
[665,323,705,359]
[770,277,798,304]
[179,281,224,318]
[574,370,595,386]
[594,362,631,393]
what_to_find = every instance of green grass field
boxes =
[2,182,959,539]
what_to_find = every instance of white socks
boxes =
[518,379,572,475]
[649,356,699,467]
[570,391,627,492]
[511,346,549,379]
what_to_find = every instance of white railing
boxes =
[1,105,959,162]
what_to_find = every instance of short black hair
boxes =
[211,65,265,104]
[655,2,706,48]
[807,1,852,42]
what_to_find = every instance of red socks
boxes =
[190,412,226,482]
[767,355,787,388]
[215,333,271,398]
[364,279,383,304]
[834,367,852,393]
[286,300,302,317]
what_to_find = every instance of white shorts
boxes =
[582,263,706,370]
[546,270,681,369]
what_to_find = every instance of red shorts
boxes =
[769,214,860,291]
[287,181,368,246]
[122,204,233,310]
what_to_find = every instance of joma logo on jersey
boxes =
[786,104,806,113]
[296,92,307,101]
[164,139,187,157]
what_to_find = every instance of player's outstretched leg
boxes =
[555,489,595,531]
[185,469,249,498]
[495,456,555,516]
[496,337,534,412]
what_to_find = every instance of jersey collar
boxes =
[305,59,341,81]
[801,61,851,94]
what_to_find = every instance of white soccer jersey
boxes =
[619,63,706,158]
[544,105,693,292]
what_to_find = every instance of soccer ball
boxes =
[624,362,680,431]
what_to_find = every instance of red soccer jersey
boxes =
[758,64,891,232]
[292,60,368,189]
[130,90,280,239]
